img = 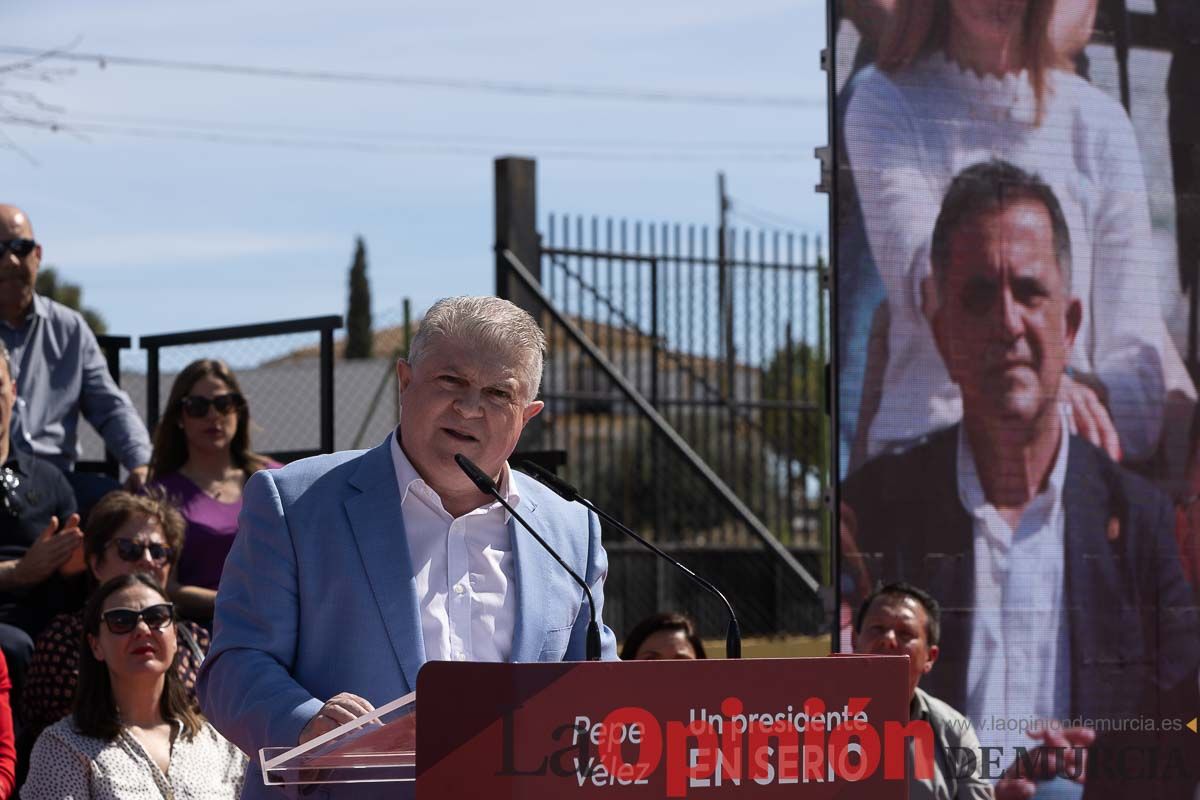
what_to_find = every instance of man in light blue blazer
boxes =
[197,296,618,798]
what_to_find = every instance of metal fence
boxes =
[76,307,424,469]
[495,158,830,638]
[140,316,340,463]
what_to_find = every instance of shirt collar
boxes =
[1,294,47,332]
[30,294,48,319]
[389,428,520,515]
[910,687,930,722]
[956,409,1070,517]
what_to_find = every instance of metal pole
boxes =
[146,347,160,436]
[320,328,335,453]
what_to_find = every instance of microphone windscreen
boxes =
[454,453,496,494]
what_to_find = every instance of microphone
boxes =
[454,453,603,662]
[519,459,742,659]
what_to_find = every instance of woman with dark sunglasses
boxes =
[21,491,210,761]
[22,573,244,798]
[148,359,278,623]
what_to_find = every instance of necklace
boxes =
[183,467,244,502]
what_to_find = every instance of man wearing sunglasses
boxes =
[0,205,152,508]
[200,296,618,798]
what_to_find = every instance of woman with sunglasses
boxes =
[149,359,278,623]
[21,491,209,755]
[22,573,244,798]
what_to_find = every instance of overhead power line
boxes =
[60,110,800,153]
[0,45,817,109]
[3,117,802,163]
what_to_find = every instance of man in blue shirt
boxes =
[0,205,151,503]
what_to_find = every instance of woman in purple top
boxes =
[148,359,278,623]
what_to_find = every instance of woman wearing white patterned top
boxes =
[21,574,244,799]
[845,0,1194,466]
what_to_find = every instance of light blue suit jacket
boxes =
[196,434,617,798]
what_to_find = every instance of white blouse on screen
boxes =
[845,52,1192,462]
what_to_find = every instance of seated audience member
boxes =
[843,0,1191,467]
[0,339,83,704]
[148,359,278,623]
[620,612,706,660]
[22,491,207,746]
[842,161,1200,794]
[0,205,152,507]
[0,651,16,800]
[22,573,244,799]
[853,582,992,800]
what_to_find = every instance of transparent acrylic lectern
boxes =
[259,691,416,786]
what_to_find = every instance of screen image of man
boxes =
[198,295,618,798]
[841,161,1200,794]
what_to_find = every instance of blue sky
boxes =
[3,0,828,357]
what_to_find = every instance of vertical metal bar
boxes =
[783,315,795,548]
[728,229,741,529]
[548,215,557,305]
[651,257,660,411]
[817,234,829,543]
[591,215,600,495]
[621,219,630,522]
[606,217,615,506]
[103,340,123,478]
[758,230,769,535]
[146,347,161,436]
[673,223,683,434]
[799,234,809,541]
[788,236,799,544]
[771,232,782,539]
[320,326,335,453]
[687,224,697,453]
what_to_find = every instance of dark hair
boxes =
[620,612,707,660]
[74,573,203,741]
[854,582,941,647]
[84,489,186,578]
[931,160,1072,297]
[149,358,270,479]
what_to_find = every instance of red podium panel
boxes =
[416,656,911,798]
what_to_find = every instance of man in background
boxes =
[854,582,992,799]
[0,204,151,507]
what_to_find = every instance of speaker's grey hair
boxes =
[408,296,545,402]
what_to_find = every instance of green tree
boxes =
[761,339,826,477]
[36,267,107,334]
[345,236,373,359]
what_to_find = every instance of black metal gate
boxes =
[495,157,829,640]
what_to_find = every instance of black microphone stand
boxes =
[519,460,742,659]
[454,454,603,661]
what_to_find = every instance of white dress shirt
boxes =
[391,435,518,663]
[958,415,1071,771]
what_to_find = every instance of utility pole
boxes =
[717,172,734,400]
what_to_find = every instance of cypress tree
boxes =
[345,236,373,359]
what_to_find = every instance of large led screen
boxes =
[833,1,1200,794]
